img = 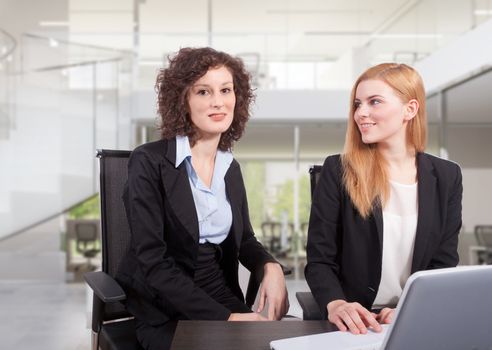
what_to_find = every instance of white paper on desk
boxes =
[270,324,389,350]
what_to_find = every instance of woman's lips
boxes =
[209,113,227,121]
[359,122,376,131]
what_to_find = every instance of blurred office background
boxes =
[1,0,492,348]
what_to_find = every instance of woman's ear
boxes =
[404,99,419,121]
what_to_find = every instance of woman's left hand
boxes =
[257,262,289,320]
[376,307,395,324]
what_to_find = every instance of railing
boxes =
[0,28,17,140]
[0,28,17,60]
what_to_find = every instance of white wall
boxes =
[462,169,492,232]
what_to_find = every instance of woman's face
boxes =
[188,66,236,140]
[353,79,416,147]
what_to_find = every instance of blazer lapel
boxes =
[161,139,199,242]
[224,162,242,249]
[373,206,384,254]
[411,153,436,272]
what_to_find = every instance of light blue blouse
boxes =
[175,135,233,244]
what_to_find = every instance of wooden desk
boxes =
[170,320,335,350]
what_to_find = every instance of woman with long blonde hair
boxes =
[305,63,462,335]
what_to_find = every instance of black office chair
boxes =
[84,150,140,350]
[300,222,309,250]
[474,225,492,265]
[75,222,100,271]
[295,165,324,320]
[84,149,287,350]
[261,221,293,256]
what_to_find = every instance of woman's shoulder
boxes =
[419,153,462,187]
[419,152,461,174]
[133,139,170,155]
[321,154,343,175]
[126,139,176,176]
[130,139,173,163]
[324,154,342,165]
[316,154,343,186]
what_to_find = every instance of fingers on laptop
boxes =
[328,301,382,334]
[377,307,394,324]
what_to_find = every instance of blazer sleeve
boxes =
[428,162,463,268]
[235,165,278,274]
[125,148,231,320]
[305,156,346,316]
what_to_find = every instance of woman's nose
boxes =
[356,103,369,118]
[211,94,224,108]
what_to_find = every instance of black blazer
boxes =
[305,153,462,318]
[116,139,276,326]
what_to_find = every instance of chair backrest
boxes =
[309,165,322,199]
[475,225,492,248]
[97,149,132,320]
[261,221,282,238]
[75,222,99,252]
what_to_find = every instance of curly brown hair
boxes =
[156,47,254,151]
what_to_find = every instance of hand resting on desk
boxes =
[228,312,268,321]
[256,262,289,320]
[228,262,289,321]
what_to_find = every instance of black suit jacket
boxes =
[305,153,462,318]
[116,139,276,326]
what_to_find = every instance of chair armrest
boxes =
[84,271,126,303]
[281,265,292,276]
[296,291,323,320]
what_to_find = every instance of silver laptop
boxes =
[271,265,492,350]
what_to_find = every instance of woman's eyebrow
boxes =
[192,81,233,88]
[355,94,384,100]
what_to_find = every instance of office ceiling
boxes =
[2,0,492,125]
[70,0,491,64]
[3,0,488,65]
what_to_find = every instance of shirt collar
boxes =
[175,135,192,168]
[175,135,234,191]
[211,148,233,192]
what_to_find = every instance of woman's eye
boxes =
[370,99,381,105]
[354,101,361,109]
[221,87,232,94]
[197,90,208,96]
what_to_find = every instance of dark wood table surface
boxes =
[170,320,336,350]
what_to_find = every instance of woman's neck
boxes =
[190,135,220,188]
[378,143,417,185]
[191,137,219,162]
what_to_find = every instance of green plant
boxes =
[242,161,265,229]
[68,194,100,219]
[272,175,311,224]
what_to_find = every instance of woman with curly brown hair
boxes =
[116,47,288,350]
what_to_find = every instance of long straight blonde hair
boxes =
[342,63,427,218]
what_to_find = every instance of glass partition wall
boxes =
[0,34,134,240]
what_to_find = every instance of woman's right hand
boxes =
[327,300,382,334]
[228,312,268,321]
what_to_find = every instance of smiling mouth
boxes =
[359,123,376,130]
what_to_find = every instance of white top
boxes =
[373,180,418,308]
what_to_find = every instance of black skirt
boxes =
[135,242,251,350]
